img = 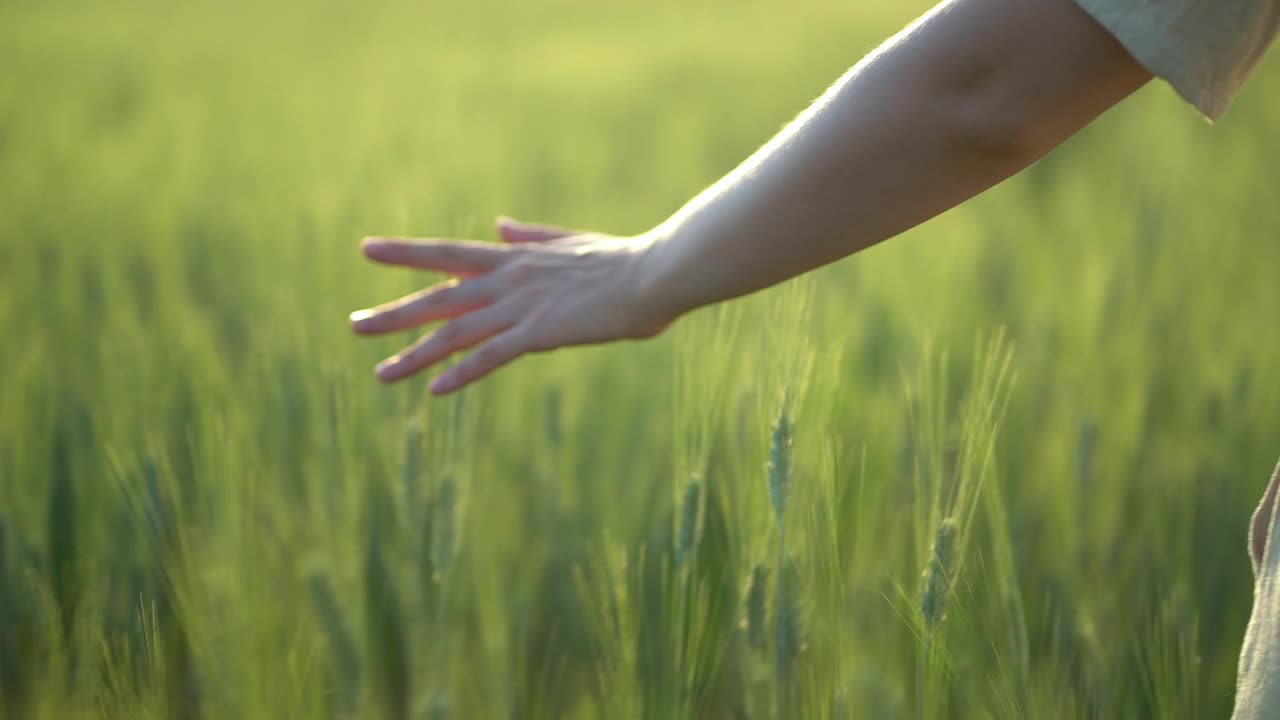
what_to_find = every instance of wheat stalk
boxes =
[768,399,797,719]
[675,481,701,569]
[307,570,361,716]
[746,564,768,653]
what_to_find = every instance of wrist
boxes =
[626,224,696,336]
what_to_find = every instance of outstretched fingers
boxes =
[350,277,494,335]
[429,326,531,395]
[375,298,521,383]
[362,237,510,276]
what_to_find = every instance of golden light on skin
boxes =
[4,0,1271,715]
[351,0,1150,395]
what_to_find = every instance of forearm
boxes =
[641,0,1149,318]
[349,0,1151,393]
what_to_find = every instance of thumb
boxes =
[496,216,580,244]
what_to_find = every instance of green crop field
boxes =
[2,0,1278,717]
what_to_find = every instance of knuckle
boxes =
[436,323,461,345]
[504,289,535,312]
[525,304,554,328]
[503,255,539,282]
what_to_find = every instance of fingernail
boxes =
[429,375,451,394]
[350,309,374,324]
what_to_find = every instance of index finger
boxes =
[361,237,511,276]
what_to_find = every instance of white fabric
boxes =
[1236,461,1280,718]
[1064,3,1280,714]
[1072,0,1280,120]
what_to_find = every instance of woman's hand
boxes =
[350,217,673,394]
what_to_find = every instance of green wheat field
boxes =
[2,0,1279,717]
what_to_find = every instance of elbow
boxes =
[938,80,1048,168]
[881,0,1152,176]
[919,38,1061,168]
[925,42,1148,168]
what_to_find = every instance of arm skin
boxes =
[350,0,1151,394]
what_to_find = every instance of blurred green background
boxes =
[2,0,1278,717]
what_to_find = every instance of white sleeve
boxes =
[1071,0,1280,120]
